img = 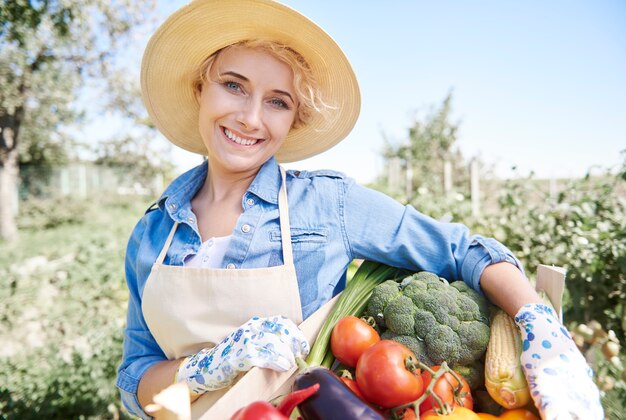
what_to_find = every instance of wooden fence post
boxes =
[388,157,401,193]
[470,159,480,217]
[549,176,557,203]
[443,160,452,195]
[405,161,413,199]
[78,164,87,198]
[60,167,70,196]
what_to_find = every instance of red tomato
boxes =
[421,406,480,419]
[389,407,417,420]
[355,340,424,408]
[339,376,367,400]
[498,409,540,420]
[420,365,473,413]
[331,316,380,367]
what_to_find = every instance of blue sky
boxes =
[154,0,626,183]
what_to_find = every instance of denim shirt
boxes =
[117,157,521,418]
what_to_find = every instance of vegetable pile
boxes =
[231,261,542,420]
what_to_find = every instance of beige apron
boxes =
[142,167,303,418]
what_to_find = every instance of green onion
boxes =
[306,260,405,367]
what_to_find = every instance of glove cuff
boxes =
[174,356,204,396]
[174,356,190,385]
[514,303,559,329]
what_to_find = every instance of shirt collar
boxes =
[157,160,208,214]
[156,157,282,214]
[246,157,282,205]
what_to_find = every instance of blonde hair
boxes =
[191,39,334,129]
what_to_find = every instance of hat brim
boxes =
[141,0,360,163]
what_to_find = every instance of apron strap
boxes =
[156,221,179,264]
[278,167,294,266]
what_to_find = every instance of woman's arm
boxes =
[342,181,526,294]
[479,261,543,317]
[138,360,200,408]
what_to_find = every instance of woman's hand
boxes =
[514,303,604,419]
[175,316,309,395]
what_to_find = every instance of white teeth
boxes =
[224,128,259,146]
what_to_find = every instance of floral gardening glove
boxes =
[175,315,309,395]
[514,303,604,420]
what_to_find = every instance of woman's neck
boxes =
[190,162,260,239]
[200,164,258,204]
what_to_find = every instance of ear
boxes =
[194,84,203,102]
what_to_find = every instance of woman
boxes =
[117,1,603,419]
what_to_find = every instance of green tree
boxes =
[378,92,470,200]
[91,66,177,193]
[0,0,156,241]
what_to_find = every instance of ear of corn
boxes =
[484,308,531,409]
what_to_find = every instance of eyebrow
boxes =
[220,71,295,104]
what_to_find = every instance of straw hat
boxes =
[141,0,361,163]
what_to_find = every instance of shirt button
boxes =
[169,203,176,210]
[207,239,214,247]
[226,263,236,269]
[241,224,251,233]
[187,217,194,224]
[246,198,255,206]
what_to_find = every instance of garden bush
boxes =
[411,159,626,416]
[0,194,150,419]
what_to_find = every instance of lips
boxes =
[223,127,261,146]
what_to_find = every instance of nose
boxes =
[237,97,263,131]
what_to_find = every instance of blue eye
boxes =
[270,98,289,110]
[223,80,242,92]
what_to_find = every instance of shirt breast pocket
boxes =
[269,227,328,251]
[269,227,328,316]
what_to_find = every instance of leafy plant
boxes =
[0,193,150,419]
[477,162,626,339]
[17,196,89,230]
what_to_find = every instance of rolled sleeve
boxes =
[116,328,165,418]
[461,236,524,293]
[118,369,152,420]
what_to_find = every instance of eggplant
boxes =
[293,366,384,420]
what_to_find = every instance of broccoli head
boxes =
[364,279,402,329]
[368,271,492,367]
[383,295,416,335]
[450,280,491,324]
[451,361,485,391]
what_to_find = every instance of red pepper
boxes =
[230,384,319,420]
[276,383,320,416]
[230,401,289,420]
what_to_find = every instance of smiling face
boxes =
[196,46,298,176]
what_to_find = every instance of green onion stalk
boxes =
[305,261,406,368]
